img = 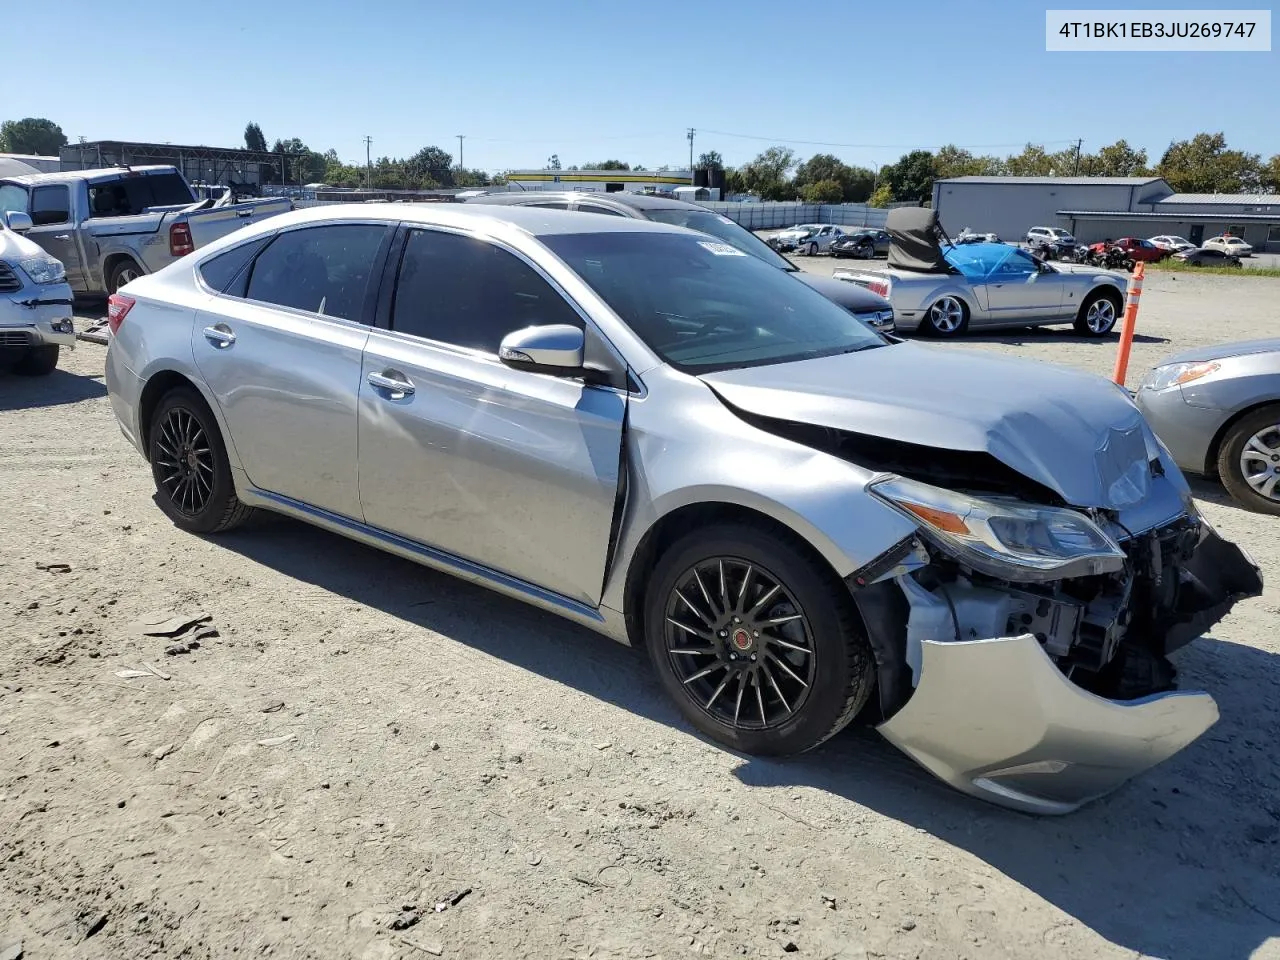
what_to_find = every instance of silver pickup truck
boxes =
[0,165,291,296]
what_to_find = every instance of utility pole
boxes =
[364,136,373,191]
[687,127,695,182]
[457,135,465,173]
[1073,138,1083,175]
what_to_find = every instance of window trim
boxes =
[219,220,394,327]
[373,222,637,393]
[29,184,72,226]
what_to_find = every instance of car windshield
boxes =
[542,231,886,374]
[644,208,795,271]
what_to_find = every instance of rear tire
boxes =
[1073,289,1122,336]
[921,295,969,337]
[148,387,255,533]
[13,345,59,376]
[108,259,144,294]
[643,522,875,757]
[1217,405,1280,516]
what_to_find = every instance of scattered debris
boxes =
[36,562,72,574]
[432,888,472,912]
[133,610,212,638]
[525,852,542,866]
[257,733,297,747]
[81,912,108,940]
[114,669,153,679]
[0,936,22,960]
[78,318,110,345]
[782,941,798,953]
[389,909,421,931]
[142,662,171,681]
[430,741,440,751]
[397,937,443,956]
[151,743,176,760]
[259,700,286,713]
[594,742,613,751]
[900,919,917,932]
[821,894,837,910]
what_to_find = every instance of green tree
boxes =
[408,145,454,187]
[882,149,936,201]
[0,117,67,156]
[933,144,1003,179]
[244,122,268,153]
[1081,139,1150,177]
[581,159,630,170]
[739,146,797,201]
[1156,132,1263,193]
[696,150,724,170]
[1262,154,1280,193]
[1002,143,1056,176]
[868,184,894,208]
[546,154,561,170]
[793,153,874,202]
[801,179,845,204]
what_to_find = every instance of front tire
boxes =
[643,523,875,756]
[148,387,254,533]
[13,345,59,376]
[1073,289,1122,336]
[1217,405,1280,516]
[806,242,818,256]
[921,295,969,337]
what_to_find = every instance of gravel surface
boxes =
[2,269,1279,960]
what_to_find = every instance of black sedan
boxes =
[1172,247,1243,268]
[830,229,891,259]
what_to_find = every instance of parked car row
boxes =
[95,198,1262,817]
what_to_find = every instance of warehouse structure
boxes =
[933,175,1280,252]
[506,169,694,193]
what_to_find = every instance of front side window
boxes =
[30,186,70,226]
[575,203,626,217]
[391,229,582,353]
[245,224,388,321]
[542,231,884,374]
[0,183,28,216]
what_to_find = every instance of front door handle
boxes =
[53,234,71,241]
[202,324,236,348]
[367,370,415,398]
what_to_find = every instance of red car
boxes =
[1087,237,1169,262]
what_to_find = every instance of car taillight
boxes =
[867,278,891,298]
[169,221,194,257]
[107,294,135,335]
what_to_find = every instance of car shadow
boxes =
[923,328,1170,347]
[213,515,1280,960]
[0,367,107,410]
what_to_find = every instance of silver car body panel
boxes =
[835,255,1127,331]
[1135,341,1280,476]
[102,203,1261,814]
[0,227,76,351]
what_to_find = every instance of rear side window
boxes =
[197,237,271,296]
[245,224,388,322]
[529,201,570,210]
[391,228,582,353]
[31,186,70,225]
[89,173,195,218]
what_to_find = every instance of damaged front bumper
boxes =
[871,524,1261,815]
[877,633,1218,814]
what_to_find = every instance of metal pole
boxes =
[1073,138,1083,175]
[457,135,465,173]
[687,128,695,183]
[365,136,373,192]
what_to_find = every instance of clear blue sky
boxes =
[40,0,1276,172]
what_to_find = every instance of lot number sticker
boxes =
[698,241,746,256]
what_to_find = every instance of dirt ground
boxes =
[2,267,1279,960]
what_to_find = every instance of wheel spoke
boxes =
[718,559,730,612]
[761,663,792,715]
[766,634,810,655]
[761,612,803,627]
[754,674,767,726]
[732,673,746,726]
[665,616,714,641]
[669,646,718,656]
[746,583,780,616]
[735,565,754,612]
[692,568,716,615]
[675,588,714,626]
[768,652,810,688]
[1246,435,1279,458]
[682,662,728,686]
[705,673,734,710]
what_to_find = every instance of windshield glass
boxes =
[644,208,795,271]
[542,231,885,373]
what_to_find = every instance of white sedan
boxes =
[1148,235,1195,253]
[1204,235,1253,257]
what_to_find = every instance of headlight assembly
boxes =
[869,475,1126,582]
[18,256,67,285]
[1140,361,1219,392]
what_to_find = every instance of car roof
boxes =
[1,165,178,186]
[205,202,694,245]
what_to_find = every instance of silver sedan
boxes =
[1136,338,1280,514]
[104,204,1260,814]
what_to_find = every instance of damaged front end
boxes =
[849,476,1262,815]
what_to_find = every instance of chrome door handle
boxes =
[202,325,236,347]
[53,234,71,240]
[367,371,415,397]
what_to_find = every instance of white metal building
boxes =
[933,175,1280,251]
[506,169,693,193]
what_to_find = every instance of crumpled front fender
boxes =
[877,633,1219,815]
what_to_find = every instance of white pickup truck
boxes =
[0,165,291,296]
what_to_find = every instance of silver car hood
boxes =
[1157,337,1280,365]
[700,343,1153,509]
[1047,262,1128,281]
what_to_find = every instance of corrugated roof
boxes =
[939,176,1165,186]
[1058,209,1280,221]
[1153,193,1280,205]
